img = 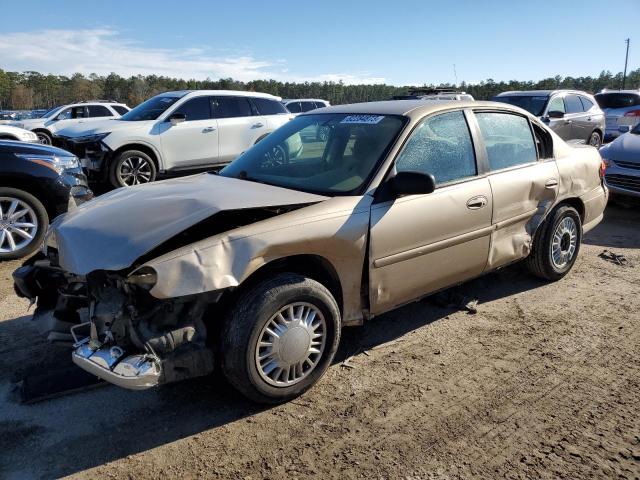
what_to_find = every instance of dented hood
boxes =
[49,173,328,274]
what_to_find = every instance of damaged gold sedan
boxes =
[13,101,608,403]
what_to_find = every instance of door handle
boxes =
[251,122,264,129]
[466,195,488,210]
[545,179,559,188]
[202,127,216,133]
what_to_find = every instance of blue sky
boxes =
[0,0,638,85]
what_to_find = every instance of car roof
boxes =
[282,98,328,103]
[165,90,282,101]
[596,90,640,95]
[495,90,592,97]
[304,100,530,120]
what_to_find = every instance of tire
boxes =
[260,144,289,168]
[34,131,52,145]
[0,187,49,260]
[220,273,341,404]
[525,205,582,281]
[588,131,602,148]
[108,150,157,188]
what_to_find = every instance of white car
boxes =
[55,90,293,187]
[282,99,330,114]
[10,101,130,145]
[0,124,39,142]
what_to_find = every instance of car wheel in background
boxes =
[34,131,52,145]
[316,125,330,142]
[109,150,157,188]
[0,187,49,260]
[525,205,582,281]
[588,131,602,148]
[261,144,289,168]
[220,273,341,404]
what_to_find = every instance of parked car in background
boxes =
[282,99,330,114]
[0,141,92,260]
[600,121,640,198]
[493,90,605,147]
[13,100,606,403]
[594,89,640,142]
[0,125,39,143]
[9,100,130,145]
[392,88,475,101]
[54,90,293,188]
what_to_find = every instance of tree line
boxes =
[0,68,638,110]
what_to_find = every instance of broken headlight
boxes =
[127,267,157,291]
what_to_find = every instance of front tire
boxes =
[526,205,582,281]
[109,150,157,188]
[34,131,52,145]
[0,188,49,260]
[220,273,341,404]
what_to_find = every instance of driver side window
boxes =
[395,110,477,185]
[547,96,565,114]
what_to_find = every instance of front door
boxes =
[545,95,572,141]
[369,110,492,315]
[159,95,219,170]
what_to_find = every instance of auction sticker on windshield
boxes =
[341,115,385,124]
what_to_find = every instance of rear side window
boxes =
[579,96,594,111]
[252,98,288,115]
[87,105,112,117]
[314,101,327,109]
[547,96,565,114]
[112,105,129,115]
[564,95,584,114]
[300,101,317,112]
[475,112,537,170]
[211,96,253,118]
[173,96,211,121]
[595,93,640,109]
[285,102,301,113]
[396,110,476,185]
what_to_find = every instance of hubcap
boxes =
[37,133,50,145]
[551,217,578,269]
[255,302,327,387]
[119,157,153,186]
[589,133,601,147]
[0,197,38,253]
[262,145,286,167]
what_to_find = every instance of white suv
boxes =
[11,101,130,145]
[55,90,293,187]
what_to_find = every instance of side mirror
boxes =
[391,171,436,196]
[169,113,186,126]
[547,110,565,119]
[618,125,632,133]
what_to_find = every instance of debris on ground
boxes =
[598,249,630,267]
[431,290,479,314]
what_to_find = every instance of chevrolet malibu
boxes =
[13,101,608,403]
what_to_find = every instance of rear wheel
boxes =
[220,273,341,404]
[109,150,157,188]
[0,188,48,260]
[526,205,582,281]
[588,131,602,148]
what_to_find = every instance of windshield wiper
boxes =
[237,170,267,185]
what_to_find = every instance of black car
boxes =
[0,140,92,260]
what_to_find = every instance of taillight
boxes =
[599,160,606,179]
[624,109,640,117]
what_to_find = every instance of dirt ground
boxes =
[0,203,639,480]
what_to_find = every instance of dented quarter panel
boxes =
[142,196,373,326]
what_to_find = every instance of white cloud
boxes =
[0,28,385,84]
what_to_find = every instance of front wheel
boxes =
[0,188,49,260]
[588,131,602,148]
[220,273,341,404]
[525,205,582,281]
[109,150,157,188]
[34,131,52,145]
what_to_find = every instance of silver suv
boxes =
[494,90,605,147]
[594,89,640,142]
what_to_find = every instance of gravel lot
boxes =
[0,203,638,479]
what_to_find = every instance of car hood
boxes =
[12,118,45,128]
[48,173,328,274]
[602,132,640,163]
[56,119,152,138]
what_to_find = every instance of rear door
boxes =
[564,94,589,143]
[251,97,291,131]
[369,109,492,314]
[158,95,219,169]
[212,96,265,163]
[473,110,559,270]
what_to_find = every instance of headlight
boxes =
[18,131,38,141]
[72,132,110,143]
[127,267,158,291]
[16,153,80,173]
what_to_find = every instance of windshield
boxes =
[220,113,406,196]
[631,123,640,134]
[493,95,549,116]
[595,93,640,109]
[42,106,62,118]
[120,95,184,121]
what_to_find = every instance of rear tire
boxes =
[220,273,341,404]
[0,188,49,261]
[108,150,157,188]
[588,131,602,148]
[525,205,582,281]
